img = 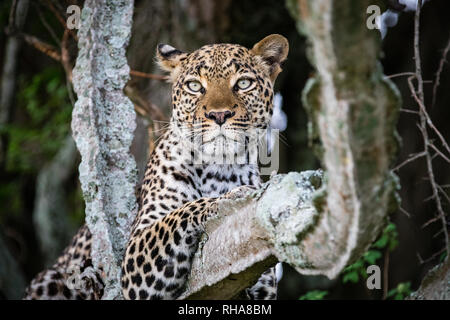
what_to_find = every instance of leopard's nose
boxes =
[205,110,235,126]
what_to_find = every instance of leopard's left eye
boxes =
[235,78,253,90]
[186,80,203,93]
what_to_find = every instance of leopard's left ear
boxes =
[156,44,188,77]
[250,34,289,82]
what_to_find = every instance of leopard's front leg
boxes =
[121,197,218,300]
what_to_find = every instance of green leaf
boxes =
[299,290,328,300]
[373,235,388,249]
[6,66,71,173]
[343,271,359,283]
[386,282,411,300]
[363,250,382,264]
[385,222,396,233]
[397,282,411,293]
[387,288,396,298]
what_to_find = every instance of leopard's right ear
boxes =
[156,44,188,75]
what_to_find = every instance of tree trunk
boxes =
[71,0,138,300]
[0,231,26,299]
[0,0,29,164]
[32,135,78,265]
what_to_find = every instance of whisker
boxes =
[149,126,171,134]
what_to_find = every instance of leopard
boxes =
[23,34,289,300]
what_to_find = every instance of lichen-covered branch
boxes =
[71,0,137,300]
[181,0,401,298]
[289,0,400,277]
[408,258,450,300]
[181,171,323,299]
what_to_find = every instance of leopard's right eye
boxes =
[186,80,203,93]
[236,79,252,90]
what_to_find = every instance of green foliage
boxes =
[299,290,328,300]
[0,180,23,224]
[3,67,72,173]
[0,67,75,224]
[342,222,398,284]
[439,251,447,263]
[387,282,412,300]
[372,222,399,251]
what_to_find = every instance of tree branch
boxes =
[293,0,400,275]
[181,171,323,299]
[431,33,450,108]
[19,31,167,122]
[408,258,449,300]
[411,0,449,256]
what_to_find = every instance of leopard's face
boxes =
[157,35,288,160]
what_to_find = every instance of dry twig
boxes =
[129,70,168,81]
[35,2,61,46]
[393,151,426,172]
[21,33,61,61]
[431,33,450,108]
[8,0,18,30]
[19,29,168,123]
[41,0,77,40]
[411,0,449,257]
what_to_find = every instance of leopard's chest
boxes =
[195,164,261,198]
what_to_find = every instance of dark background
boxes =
[0,0,449,299]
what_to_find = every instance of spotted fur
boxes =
[24,225,104,300]
[24,34,289,300]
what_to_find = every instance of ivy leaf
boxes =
[299,290,328,300]
[364,250,382,264]
[387,288,397,298]
[343,271,359,283]
[387,282,412,300]
[373,235,388,249]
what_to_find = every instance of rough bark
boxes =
[32,135,78,265]
[180,0,401,299]
[71,0,138,300]
[408,258,449,300]
[291,0,400,276]
[181,171,323,299]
